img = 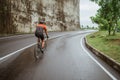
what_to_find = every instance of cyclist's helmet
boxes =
[39,20,44,24]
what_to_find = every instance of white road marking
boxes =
[0,43,36,61]
[0,34,67,62]
[0,35,26,40]
[80,36,117,80]
[0,32,93,62]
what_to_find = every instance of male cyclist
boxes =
[35,20,49,51]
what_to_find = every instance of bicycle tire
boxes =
[42,40,47,53]
[34,39,47,60]
[34,44,43,60]
[44,41,47,50]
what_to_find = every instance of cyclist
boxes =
[35,20,49,51]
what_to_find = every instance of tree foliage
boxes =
[90,0,120,35]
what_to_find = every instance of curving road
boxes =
[0,30,120,80]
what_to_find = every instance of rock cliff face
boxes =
[0,0,80,33]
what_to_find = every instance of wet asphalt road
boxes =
[0,30,120,80]
[0,31,70,58]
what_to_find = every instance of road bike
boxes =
[34,38,47,60]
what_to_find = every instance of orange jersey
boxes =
[37,24,47,30]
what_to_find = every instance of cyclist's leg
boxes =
[41,39,45,48]
[38,38,40,44]
[35,31,41,46]
[38,38,40,42]
[41,33,45,49]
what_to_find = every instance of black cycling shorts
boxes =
[35,32,44,41]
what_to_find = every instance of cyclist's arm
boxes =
[43,25,49,38]
[45,29,48,37]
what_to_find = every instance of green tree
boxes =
[90,15,108,30]
[90,0,120,35]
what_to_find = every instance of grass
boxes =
[86,31,120,63]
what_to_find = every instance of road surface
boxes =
[0,30,120,80]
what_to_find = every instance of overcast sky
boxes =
[80,0,100,27]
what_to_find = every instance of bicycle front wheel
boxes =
[34,44,43,60]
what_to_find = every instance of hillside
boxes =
[0,0,80,34]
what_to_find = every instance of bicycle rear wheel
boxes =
[42,41,47,53]
[34,44,43,60]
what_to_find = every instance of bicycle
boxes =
[34,38,48,60]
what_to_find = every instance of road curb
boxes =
[84,37,120,74]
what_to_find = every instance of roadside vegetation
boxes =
[86,0,120,63]
[86,31,120,63]
[90,0,120,36]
